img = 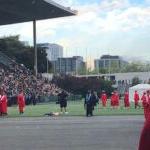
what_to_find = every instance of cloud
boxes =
[0,0,150,61]
[145,0,150,4]
[99,0,130,11]
[50,1,150,34]
[46,0,150,61]
[45,0,77,7]
[86,2,150,32]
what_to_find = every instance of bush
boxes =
[52,75,114,97]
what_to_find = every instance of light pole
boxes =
[47,57,49,73]
[108,49,111,80]
[76,47,78,76]
[33,20,37,76]
[86,48,88,79]
[109,56,111,80]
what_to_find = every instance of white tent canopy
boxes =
[129,84,150,102]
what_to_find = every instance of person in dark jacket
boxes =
[58,91,68,114]
[85,90,96,117]
[91,91,99,110]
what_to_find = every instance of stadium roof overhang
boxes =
[0,0,76,75]
[0,0,76,25]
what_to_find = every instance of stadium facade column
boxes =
[33,20,38,76]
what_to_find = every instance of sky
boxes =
[0,0,150,65]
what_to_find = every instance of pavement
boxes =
[0,116,144,150]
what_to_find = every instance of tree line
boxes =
[52,75,114,97]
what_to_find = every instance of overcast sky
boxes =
[0,0,150,63]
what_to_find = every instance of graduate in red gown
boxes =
[114,91,120,108]
[141,92,147,119]
[111,92,115,109]
[138,90,150,150]
[124,91,130,108]
[0,88,8,115]
[17,90,25,114]
[0,94,2,116]
[134,91,140,109]
[100,91,107,107]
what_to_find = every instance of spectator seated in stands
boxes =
[0,63,65,105]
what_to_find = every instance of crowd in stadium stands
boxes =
[0,63,62,105]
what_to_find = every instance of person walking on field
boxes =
[134,90,140,109]
[17,90,25,114]
[138,90,150,150]
[100,90,107,107]
[0,88,8,116]
[124,91,130,108]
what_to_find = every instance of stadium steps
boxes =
[0,51,16,67]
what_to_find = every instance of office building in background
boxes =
[53,56,85,75]
[94,55,128,73]
[37,43,63,61]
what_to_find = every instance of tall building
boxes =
[94,59,100,72]
[37,43,63,61]
[53,56,85,75]
[94,55,127,73]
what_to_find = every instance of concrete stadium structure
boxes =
[75,72,150,84]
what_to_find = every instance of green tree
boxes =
[0,35,51,73]
[52,75,114,97]
[78,66,87,75]
[132,77,140,86]
[99,68,108,74]
[0,35,26,59]
[121,62,149,73]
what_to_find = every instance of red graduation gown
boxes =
[141,94,148,119]
[0,95,7,114]
[124,92,130,107]
[134,92,139,105]
[101,94,107,107]
[138,98,150,150]
[115,94,119,106]
[111,94,115,106]
[17,94,25,113]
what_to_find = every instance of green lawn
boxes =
[7,100,144,117]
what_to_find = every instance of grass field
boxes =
[6,100,144,117]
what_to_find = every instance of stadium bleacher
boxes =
[0,51,16,67]
[0,51,64,105]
